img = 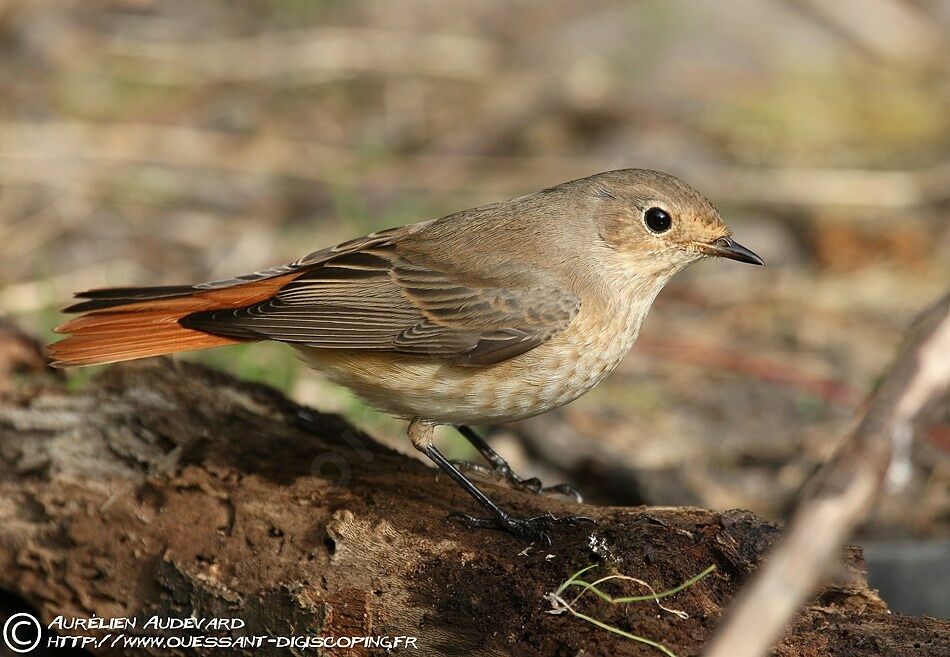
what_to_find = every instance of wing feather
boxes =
[181,237,580,366]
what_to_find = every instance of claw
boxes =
[453,425,584,503]
[450,460,580,501]
[540,483,584,503]
[520,477,544,493]
[449,510,595,543]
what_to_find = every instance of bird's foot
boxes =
[448,510,594,544]
[450,459,583,502]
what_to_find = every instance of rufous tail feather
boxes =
[48,273,300,367]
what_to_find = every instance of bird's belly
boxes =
[296,305,643,425]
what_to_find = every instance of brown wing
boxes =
[181,243,580,366]
[50,225,423,366]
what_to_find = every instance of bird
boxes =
[49,168,763,540]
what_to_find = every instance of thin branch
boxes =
[704,293,950,657]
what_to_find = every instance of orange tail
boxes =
[48,273,300,367]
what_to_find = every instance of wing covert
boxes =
[181,243,579,366]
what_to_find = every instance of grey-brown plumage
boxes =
[50,169,763,539]
[181,236,580,366]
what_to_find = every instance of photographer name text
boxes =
[49,615,245,631]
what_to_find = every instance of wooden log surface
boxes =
[0,357,947,656]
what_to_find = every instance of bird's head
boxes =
[590,169,763,276]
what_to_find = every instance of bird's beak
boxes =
[699,236,764,266]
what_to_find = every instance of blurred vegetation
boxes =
[1,0,947,534]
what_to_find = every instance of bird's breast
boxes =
[512,292,651,411]
[298,288,656,425]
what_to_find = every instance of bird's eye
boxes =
[644,207,672,233]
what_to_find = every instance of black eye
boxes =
[644,207,672,233]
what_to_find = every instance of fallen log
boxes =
[0,357,946,656]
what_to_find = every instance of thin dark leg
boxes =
[421,442,591,543]
[454,425,583,502]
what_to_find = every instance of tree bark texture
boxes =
[0,358,946,656]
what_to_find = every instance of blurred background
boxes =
[1,0,947,616]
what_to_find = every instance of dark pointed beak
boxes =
[701,236,764,266]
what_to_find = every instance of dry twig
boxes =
[705,293,950,657]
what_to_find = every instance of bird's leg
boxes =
[452,425,583,502]
[452,425,543,491]
[408,419,591,543]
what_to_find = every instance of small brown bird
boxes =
[50,169,762,539]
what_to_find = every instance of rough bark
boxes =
[0,358,946,657]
